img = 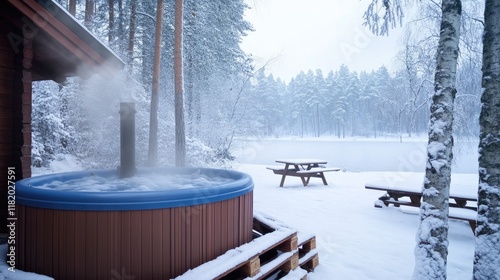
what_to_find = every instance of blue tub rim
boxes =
[15,167,254,211]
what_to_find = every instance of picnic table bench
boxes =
[267,159,340,187]
[365,173,478,232]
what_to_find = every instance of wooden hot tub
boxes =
[15,167,254,279]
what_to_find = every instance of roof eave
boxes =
[8,0,124,80]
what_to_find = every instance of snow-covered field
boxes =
[1,138,478,279]
[235,165,475,280]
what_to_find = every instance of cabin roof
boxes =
[3,0,124,81]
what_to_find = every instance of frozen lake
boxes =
[231,137,479,173]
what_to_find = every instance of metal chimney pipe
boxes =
[119,102,136,178]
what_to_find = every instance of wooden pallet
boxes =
[175,227,299,279]
[175,214,319,280]
[219,230,298,279]
[252,215,320,277]
[297,235,319,272]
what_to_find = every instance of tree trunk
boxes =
[147,0,163,166]
[108,0,114,44]
[174,0,186,167]
[69,0,76,15]
[114,0,124,54]
[316,102,320,137]
[413,1,461,279]
[127,0,137,66]
[300,113,304,138]
[473,1,500,278]
[118,0,123,47]
[84,0,94,27]
[186,67,194,136]
[184,3,196,138]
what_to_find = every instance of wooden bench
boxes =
[366,184,478,232]
[296,167,341,174]
[267,162,340,187]
[371,189,421,208]
[448,207,477,232]
[399,205,477,232]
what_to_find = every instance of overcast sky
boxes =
[240,0,406,82]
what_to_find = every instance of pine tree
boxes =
[174,0,186,167]
[85,0,94,27]
[334,65,352,138]
[69,0,76,15]
[31,82,69,167]
[147,0,164,167]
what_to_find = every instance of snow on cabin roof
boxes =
[6,0,124,81]
[48,0,125,66]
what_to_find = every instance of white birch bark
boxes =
[413,1,461,279]
[473,1,500,279]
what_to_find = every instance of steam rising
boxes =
[70,70,152,169]
[34,172,234,192]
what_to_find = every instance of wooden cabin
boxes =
[0,0,124,234]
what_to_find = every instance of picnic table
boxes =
[267,159,340,187]
[365,173,478,231]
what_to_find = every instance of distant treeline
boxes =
[32,0,481,169]
[244,62,481,139]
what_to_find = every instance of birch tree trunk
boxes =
[174,0,186,167]
[413,1,461,279]
[147,0,163,166]
[473,1,500,278]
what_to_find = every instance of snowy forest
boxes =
[32,0,483,170]
[21,0,500,278]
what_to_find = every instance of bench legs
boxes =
[280,174,287,187]
[286,174,328,187]
[277,164,329,187]
[375,192,477,233]
[300,175,308,187]
[280,174,328,187]
[279,164,292,187]
[319,173,328,185]
[375,192,421,208]
[468,220,476,233]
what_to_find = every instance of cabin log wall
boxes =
[1,14,32,234]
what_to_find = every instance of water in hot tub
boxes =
[34,171,234,192]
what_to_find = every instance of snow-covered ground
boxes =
[235,164,475,279]
[1,138,478,279]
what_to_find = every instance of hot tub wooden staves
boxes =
[16,191,253,280]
